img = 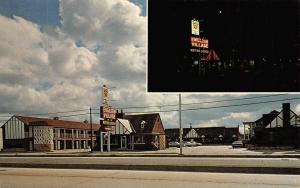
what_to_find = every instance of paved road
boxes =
[0,156,299,174]
[0,156,299,168]
[0,168,299,188]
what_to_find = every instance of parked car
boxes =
[184,141,200,147]
[232,140,243,148]
[168,141,180,147]
[189,141,200,147]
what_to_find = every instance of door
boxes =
[29,141,33,151]
[121,136,127,149]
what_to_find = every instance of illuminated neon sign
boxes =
[191,37,209,48]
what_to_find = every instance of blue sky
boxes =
[131,0,147,15]
[0,0,60,26]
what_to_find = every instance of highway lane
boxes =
[0,168,299,188]
[0,157,299,168]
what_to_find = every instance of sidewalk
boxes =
[1,146,300,158]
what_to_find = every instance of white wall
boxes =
[4,119,25,139]
[0,128,3,151]
[33,126,54,145]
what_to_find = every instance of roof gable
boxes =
[113,119,135,135]
[266,110,300,128]
[152,115,165,134]
[124,113,162,134]
[254,110,279,127]
[184,128,199,138]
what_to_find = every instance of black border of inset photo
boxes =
[147,0,300,93]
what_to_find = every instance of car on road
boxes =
[168,141,180,147]
[232,140,243,148]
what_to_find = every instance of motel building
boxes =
[101,113,166,151]
[0,113,166,152]
[1,116,100,152]
[165,126,239,145]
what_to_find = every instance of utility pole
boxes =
[90,107,93,152]
[243,123,246,140]
[179,94,183,155]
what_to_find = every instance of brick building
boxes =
[1,116,100,152]
[1,113,167,152]
[250,103,300,148]
[124,113,166,150]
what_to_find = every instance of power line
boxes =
[124,97,300,114]
[0,109,89,118]
[103,94,288,110]
[0,94,293,118]
[58,113,90,118]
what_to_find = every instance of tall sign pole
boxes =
[179,94,183,155]
[100,84,116,152]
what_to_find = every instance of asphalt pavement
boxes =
[0,168,299,188]
[0,156,299,174]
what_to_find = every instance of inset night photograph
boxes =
[148,0,300,92]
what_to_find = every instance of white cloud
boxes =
[194,112,256,128]
[221,112,255,120]
[0,0,147,122]
[48,37,98,77]
[295,104,300,114]
[59,0,146,48]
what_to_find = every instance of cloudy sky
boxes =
[0,0,300,133]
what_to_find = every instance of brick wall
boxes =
[159,135,166,149]
[34,144,53,152]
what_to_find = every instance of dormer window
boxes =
[141,120,146,128]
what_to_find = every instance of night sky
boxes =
[148,0,300,92]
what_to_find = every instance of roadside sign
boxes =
[191,19,200,35]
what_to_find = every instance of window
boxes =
[141,120,146,129]
[135,136,145,144]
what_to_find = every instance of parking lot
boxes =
[160,145,300,156]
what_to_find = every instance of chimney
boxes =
[116,109,125,119]
[53,117,59,120]
[282,103,290,128]
[262,114,268,127]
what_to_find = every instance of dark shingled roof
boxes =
[124,113,161,134]
[254,110,280,127]
[15,116,100,130]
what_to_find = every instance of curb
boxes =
[0,163,299,175]
[0,154,299,158]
